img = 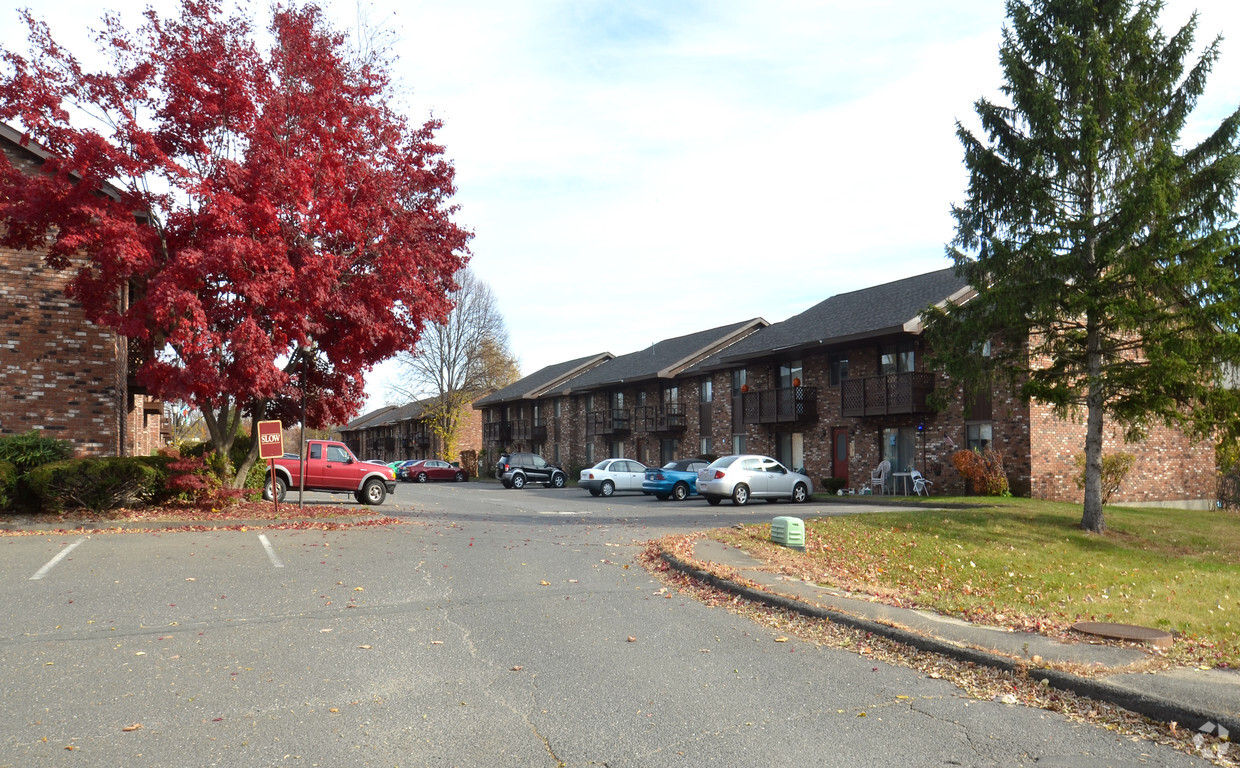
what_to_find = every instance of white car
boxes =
[579,458,647,497]
[696,455,813,506]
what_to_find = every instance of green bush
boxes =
[22,456,168,513]
[0,430,73,474]
[0,460,15,509]
[1073,451,1136,505]
[820,477,847,495]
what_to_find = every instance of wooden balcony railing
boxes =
[741,386,818,425]
[586,408,632,437]
[840,372,936,417]
[633,404,687,433]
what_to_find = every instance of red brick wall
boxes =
[0,244,128,456]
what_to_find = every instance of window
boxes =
[326,445,350,463]
[829,354,849,386]
[778,361,803,389]
[701,378,713,402]
[732,433,746,454]
[700,437,713,456]
[776,432,804,471]
[310,443,322,460]
[533,404,542,426]
[611,391,624,409]
[586,393,595,411]
[637,390,647,406]
[660,439,677,464]
[610,439,624,457]
[881,426,917,472]
[880,341,915,376]
[662,385,679,404]
[967,422,993,451]
[731,369,747,395]
[555,398,562,418]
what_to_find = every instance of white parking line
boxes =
[257,534,284,568]
[30,538,87,580]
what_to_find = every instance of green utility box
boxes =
[770,516,805,550]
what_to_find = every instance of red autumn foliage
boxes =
[0,0,470,485]
[951,449,1010,496]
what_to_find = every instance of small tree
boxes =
[390,269,519,459]
[1073,452,1136,506]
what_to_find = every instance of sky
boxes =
[3,0,1239,414]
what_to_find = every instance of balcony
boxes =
[840,372,936,417]
[404,432,431,449]
[741,386,818,425]
[532,423,548,442]
[634,404,687,433]
[483,421,513,443]
[586,408,632,437]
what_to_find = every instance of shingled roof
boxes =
[473,353,614,407]
[549,319,766,394]
[701,267,972,367]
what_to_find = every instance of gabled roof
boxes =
[339,398,436,432]
[473,353,614,408]
[705,267,972,367]
[339,405,399,433]
[551,319,767,394]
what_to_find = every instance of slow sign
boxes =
[257,420,284,460]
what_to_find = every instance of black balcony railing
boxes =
[741,386,818,425]
[840,372,936,417]
[634,404,687,433]
[586,408,632,437]
[532,423,548,442]
[483,421,513,443]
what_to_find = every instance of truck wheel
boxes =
[264,475,288,503]
[362,479,386,505]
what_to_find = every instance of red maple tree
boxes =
[0,1,470,485]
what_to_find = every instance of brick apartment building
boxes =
[1,123,165,457]
[475,268,1216,508]
[337,396,484,473]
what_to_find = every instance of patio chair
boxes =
[911,468,933,496]
[870,460,890,495]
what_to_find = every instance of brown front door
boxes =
[832,427,850,485]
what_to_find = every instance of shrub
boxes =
[0,460,15,509]
[1073,451,1136,505]
[22,457,166,512]
[0,430,73,474]
[951,448,1011,496]
[820,477,847,495]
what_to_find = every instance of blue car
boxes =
[642,458,711,501]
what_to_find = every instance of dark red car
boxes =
[405,459,469,483]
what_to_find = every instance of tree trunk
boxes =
[1081,312,1106,533]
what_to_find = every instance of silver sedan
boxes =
[696,455,813,506]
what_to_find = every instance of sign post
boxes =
[257,420,284,516]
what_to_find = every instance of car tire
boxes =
[363,479,386,505]
[455,471,466,482]
[672,482,689,501]
[264,475,288,503]
[600,480,615,497]
[705,495,722,506]
[731,484,750,506]
[792,482,809,503]
[511,473,526,489]
[416,472,428,483]
[551,472,566,489]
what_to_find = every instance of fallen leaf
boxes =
[320,629,332,633]
[511,665,523,671]
[356,645,372,650]
[627,636,637,643]
[65,745,77,751]
[121,724,142,732]
[774,637,788,643]
[858,712,867,717]
[539,580,550,586]
[329,708,339,713]
[354,587,363,592]
[431,640,444,645]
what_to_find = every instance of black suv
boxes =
[495,452,567,489]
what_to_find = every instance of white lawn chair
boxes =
[870,460,890,495]
[911,468,933,496]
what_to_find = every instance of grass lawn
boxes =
[709,497,1240,668]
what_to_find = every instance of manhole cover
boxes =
[1071,621,1173,648]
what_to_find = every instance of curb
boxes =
[661,550,1239,736]
[0,514,395,533]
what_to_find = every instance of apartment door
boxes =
[831,427,850,485]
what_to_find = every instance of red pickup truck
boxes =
[263,440,397,505]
